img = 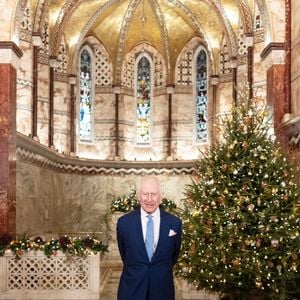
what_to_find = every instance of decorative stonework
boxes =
[219,73,233,83]
[220,39,231,75]
[0,42,23,69]
[115,0,140,83]
[16,133,196,176]
[153,54,165,87]
[260,43,285,70]
[94,44,112,86]
[39,19,49,55]
[0,251,100,300]
[176,37,202,85]
[149,0,171,80]
[33,0,47,32]
[211,0,237,56]
[55,38,68,74]
[71,0,120,74]
[239,0,253,32]
[291,34,300,49]
[282,115,300,149]
[174,85,193,94]
[54,72,69,83]
[49,0,79,56]
[237,25,248,57]
[38,52,49,65]
[95,85,113,94]
[254,30,264,43]
[122,54,135,89]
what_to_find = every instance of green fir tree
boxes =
[176,89,300,300]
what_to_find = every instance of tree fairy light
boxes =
[175,87,300,300]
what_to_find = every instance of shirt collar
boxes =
[141,207,160,218]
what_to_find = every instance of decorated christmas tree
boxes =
[176,88,300,300]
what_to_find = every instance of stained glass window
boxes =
[136,56,151,145]
[79,49,92,141]
[195,49,208,143]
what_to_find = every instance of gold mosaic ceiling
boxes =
[45,0,256,76]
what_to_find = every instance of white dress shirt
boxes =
[141,207,160,251]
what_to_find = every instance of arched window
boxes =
[136,55,152,145]
[79,48,93,141]
[195,48,208,143]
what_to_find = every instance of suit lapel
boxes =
[132,209,149,260]
[152,210,168,262]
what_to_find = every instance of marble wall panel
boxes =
[0,0,15,40]
[53,81,70,153]
[17,40,33,135]
[172,93,193,121]
[94,93,115,119]
[268,0,285,42]
[291,0,300,116]
[292,0,300,39]
[16,160,193,241]
[253,41,267,98]
[236,64,248,90]
[291,78,300,116]
[119,94,135,160]
[0,63,17,233]
[37,63,49,145]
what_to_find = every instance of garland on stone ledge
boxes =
[0,233,108,260]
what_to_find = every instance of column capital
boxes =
[113,84,121,94]
[68,74,77,85]
[166,84,175,94]
[229,56,238,68]
[0,42,23,69]
[260,42,285,69]
[32,32,43,47]
[49,56,58,68]
[244,33,254,47]
[210,75,219,85]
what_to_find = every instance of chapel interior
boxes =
[0,0,299,299]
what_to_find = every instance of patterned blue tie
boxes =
[145,215,154,261]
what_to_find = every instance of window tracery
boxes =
[195,48,208,143]
[79,48,93,142]
[136,56,152,145]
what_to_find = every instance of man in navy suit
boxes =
[116,176,182,300]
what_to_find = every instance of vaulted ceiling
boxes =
[28,0,263,78]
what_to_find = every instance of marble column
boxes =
[113,85,121,160]
[0,42,22,234]
[49,57,57,148]
[32,33,42,141]
[69,75,77,155]
[210,75,219,146]
[230,57,237,104]
[166,84,174,160]
[245,34,254,100]
[260,43,287,144]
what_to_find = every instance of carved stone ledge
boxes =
[16,133,197,175]
[281,114,300,148]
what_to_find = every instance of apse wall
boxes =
[16,133,195,240]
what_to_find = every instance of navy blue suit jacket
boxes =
[116,208,182,300]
